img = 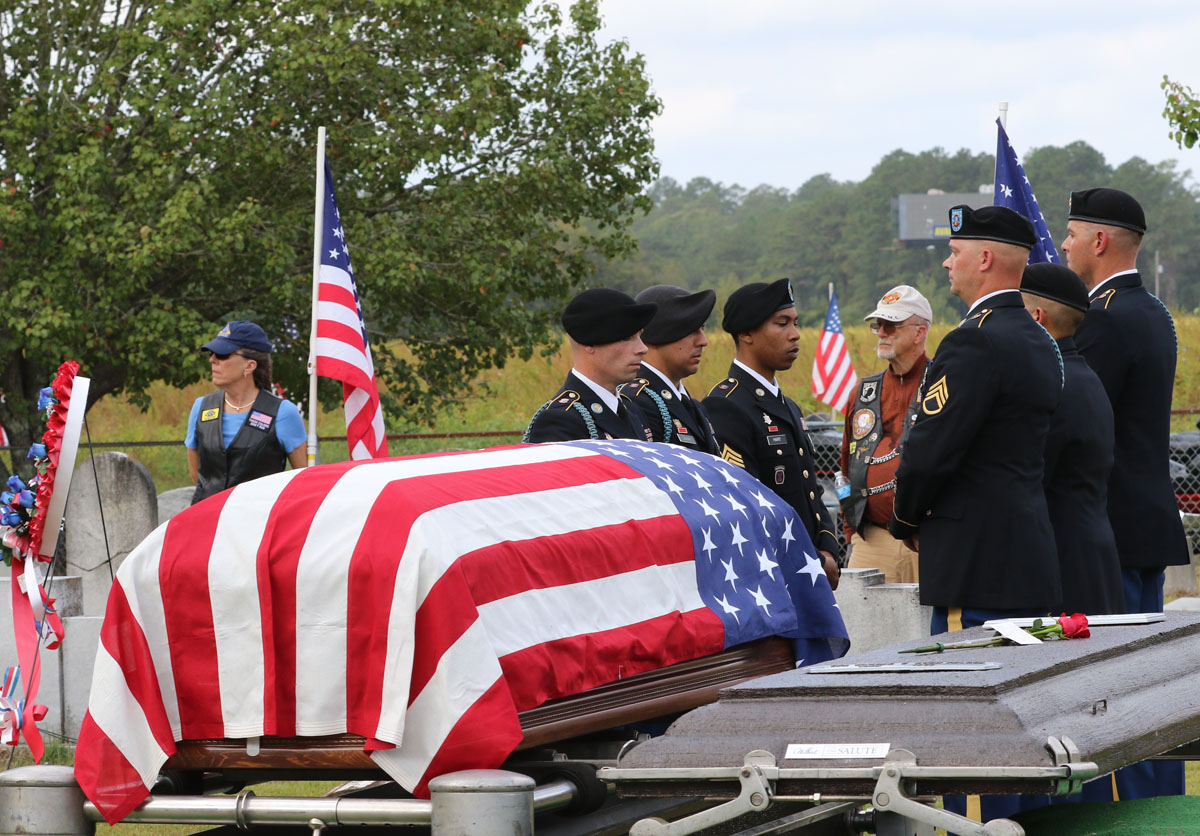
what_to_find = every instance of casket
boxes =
[75,440,847,823]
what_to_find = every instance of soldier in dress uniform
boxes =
[703,278,840,589]
[621,285,721,455]
[1060,188,1187,801]
[524,288,657,443]
[1020,263,1123,615]
[1060,188,1188,612]
[889,205,1063,633]
[838,285,931,583]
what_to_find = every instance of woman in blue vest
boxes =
[186,321,307,504]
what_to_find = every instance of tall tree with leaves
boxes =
[0,0,661,458]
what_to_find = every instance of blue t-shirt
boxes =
[186,396,307,453]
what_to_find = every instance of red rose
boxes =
[1057,613,1090,639]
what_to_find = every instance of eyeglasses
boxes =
[208,351,241,361]
[869,320,921,335]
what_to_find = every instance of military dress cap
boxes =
[202,320,274,354]
[721,278,795,335]
[1068,187,1147,234]
[635,285,717,345]
[864,284,933,322]
[561,288,657,345]
[948,204,1036,249]
[1021,262,1090,313]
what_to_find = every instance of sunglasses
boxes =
[869,320,920,335]
[208,351,242,361]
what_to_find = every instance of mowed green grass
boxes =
[77,316,1200,494]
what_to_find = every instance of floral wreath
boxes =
[1,360,80,565]
[0,360,78,756]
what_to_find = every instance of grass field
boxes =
[71,316,1200,495]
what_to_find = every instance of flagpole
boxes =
[995,102,1008,189]
[307,126,326,467]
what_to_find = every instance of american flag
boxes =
[74,440,847,823]
[812,289,858,414]
[994,119,1060,264]
[314,160,389,459]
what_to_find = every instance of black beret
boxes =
[1021,262,1090,313]
[722,278,795,335]
[1068,188,1147,234]
[949,204,1035,249]
[635,285,717,344]
[561,288,656,345]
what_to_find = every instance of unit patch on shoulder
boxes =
[201,407,220,422]
[921,375,949,415]
[721,444,745,468]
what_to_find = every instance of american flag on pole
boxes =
[74,440,848,823]
[994,118,1060,264]
[314,160,389,459]
[811,289,857,414]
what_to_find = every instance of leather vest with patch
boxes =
[192,389,286,504]
[842,370,920,533]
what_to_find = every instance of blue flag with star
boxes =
[994,119,1060,264]
[567,439,850,666]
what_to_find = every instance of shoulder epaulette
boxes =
[966,309,992,328]
[552,390,581,410]
[621,378,650,397]
[710,377,739,398]
[1095,288,1117,310]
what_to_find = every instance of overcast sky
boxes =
[597,1,1200,192]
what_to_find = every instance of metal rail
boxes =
[81,778,579,827]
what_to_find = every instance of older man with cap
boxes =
[703,278,840,589]
[837,285,930,583]
[1060,188,1188,615]
[1060,189,1187,803]
[889,206,1063,633]
[621,285,721,454]
[1021,263,1123,616]
[524,288,657,443]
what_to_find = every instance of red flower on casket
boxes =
[1057,612,1090,639]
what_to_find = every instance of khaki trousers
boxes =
[846,523,919,584]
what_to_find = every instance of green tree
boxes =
[0,0,660,457]
[1163,75,1200,149]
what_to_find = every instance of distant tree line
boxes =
[592,143,1200,327]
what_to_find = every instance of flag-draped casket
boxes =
[74,440,848,822]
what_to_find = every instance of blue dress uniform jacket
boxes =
[890,291,1063,610]
[622,365,721,455]
[1075,272,1188,570]
[524,371,652,443]
[1044,338,1124,615]
[702,364,840,557]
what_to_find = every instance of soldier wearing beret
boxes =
[620,285,721,455]
[1060,188,1187,803]
[1020,263,1124,615]
[838,284,931,584]
[524,288,657,443]
[1060,188,1188,613]
[703,278,840,589]
[889,205,1063,632]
